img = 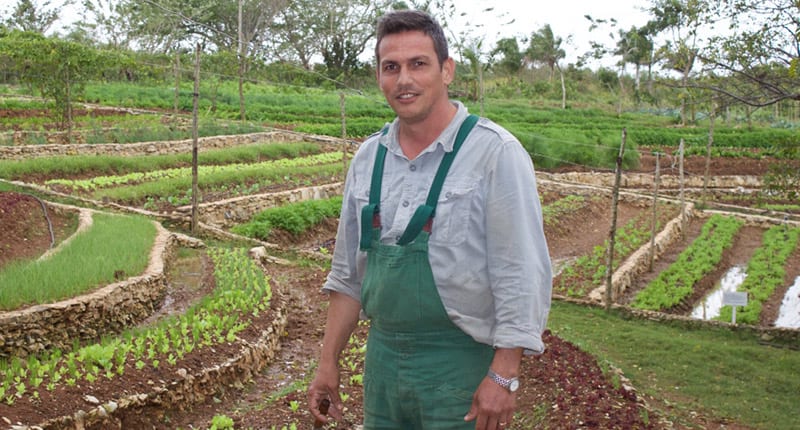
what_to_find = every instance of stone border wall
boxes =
[0,130,350,161]
[539,171,763,189]
[26,249,290,430]
[178,182,346,228]
[0,218,202,359]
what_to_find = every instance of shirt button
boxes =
[402,201,410,207]
[409,164,417,171]
[445,191,452,198]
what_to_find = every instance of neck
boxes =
[397,102,457,160]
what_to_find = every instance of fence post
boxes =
[191,43,201,234]
[649,151,660,272]
[678,138,686,237]
[605,128,626,310]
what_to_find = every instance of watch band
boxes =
[487,369,520,392]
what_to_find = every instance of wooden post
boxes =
[605,128,626,310]
[340,92,347,173]
[678,138,686,237]
[649,152,660,272]
[191,43,200,234]
[237,0,246,122]
[174,50,180,117]
[702,98,716,203]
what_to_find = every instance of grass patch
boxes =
[0,213,157,310]
[548,300,800,430]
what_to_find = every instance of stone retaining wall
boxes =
[0,221,202,359]
[539,171,762,189]
[0,131,349,161]
[25,250,290,430]
[179,182,346,228]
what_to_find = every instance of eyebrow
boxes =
[380,55,432,66]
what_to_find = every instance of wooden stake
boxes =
[649,152,660,272]
[191,43,200,234]
[605,128,626,309]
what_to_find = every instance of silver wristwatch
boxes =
[487,369,520,392]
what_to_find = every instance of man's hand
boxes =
[307,363,343,424]
[463,376,517,430]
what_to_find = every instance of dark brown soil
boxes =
[0,192,78,269]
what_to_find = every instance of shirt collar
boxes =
[381,101,469,157]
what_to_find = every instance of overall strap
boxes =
[396,114,479,245]
[359,127,389,251]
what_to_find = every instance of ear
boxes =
[442,57,455,85]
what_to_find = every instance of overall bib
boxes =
[359,115,493,429]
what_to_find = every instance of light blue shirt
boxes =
[324,102,552,353]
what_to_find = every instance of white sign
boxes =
[723,291,748,307]
[722,291,748,324]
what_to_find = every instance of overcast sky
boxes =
[42,0,653,68]
[447,0,652,66]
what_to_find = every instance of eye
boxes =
[383,63,398,72]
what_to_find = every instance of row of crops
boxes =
[229,189,800,329]
[0,141,348,211]
[0,245,269,409]
[3,84,798,171]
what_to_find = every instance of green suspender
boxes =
[360,114,479,250]
[397,114,478,245]
[360,128,389,251]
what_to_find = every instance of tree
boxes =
[527,24,568,108]
[74,0,134,49]
[0,31,105,134]
[615,26,654,93]
[694,0,799,107]
[3,0,64,34]
[646,0,710,125]
[492,37,524,78]
[526,24,566,82]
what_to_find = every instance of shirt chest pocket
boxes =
[431,178,480,246]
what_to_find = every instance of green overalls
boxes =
[358,115,493,429]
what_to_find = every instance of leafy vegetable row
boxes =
[632,214,744,311]
[718,225,800,324]
[0,247,270,406]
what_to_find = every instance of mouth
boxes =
[396,92,419,102]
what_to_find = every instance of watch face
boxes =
[509,379,520,392]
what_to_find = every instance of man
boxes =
[307,9,552,430]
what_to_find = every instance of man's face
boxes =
[376,30,454,124]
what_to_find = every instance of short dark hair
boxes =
[375,10,449,68]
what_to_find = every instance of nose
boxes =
[397,67,412,85]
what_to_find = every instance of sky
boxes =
[39,0,653,68]
[447,0,652,67]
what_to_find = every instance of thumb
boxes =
[464,401,478,422]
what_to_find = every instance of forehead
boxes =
[378,30,436,63]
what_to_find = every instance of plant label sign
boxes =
[723,291,748,324]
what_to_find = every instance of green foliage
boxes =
[0,213,157,310]
[210,414,235,430]
[556,210,658,297]
[0,31,113,128]
[233,196,343,240]
[0,141,323,180]
[0,247,272,405]
[718,225,800,324]
[632,215,744,311]
[84,152,345,204]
